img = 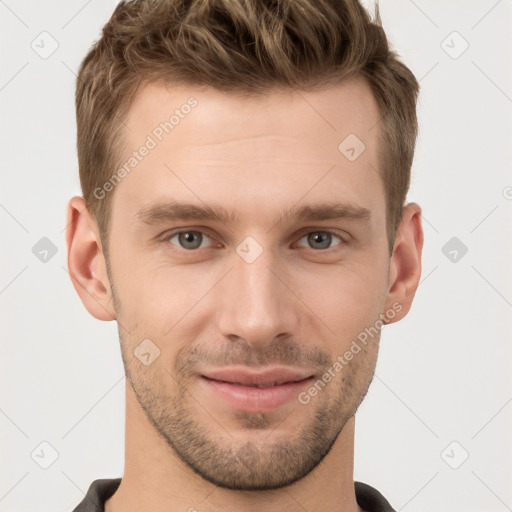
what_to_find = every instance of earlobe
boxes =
[66,196,116,321]
[383,202,424,324]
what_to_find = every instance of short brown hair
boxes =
[75,0,419,254]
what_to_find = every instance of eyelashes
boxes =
[161,229,348,252]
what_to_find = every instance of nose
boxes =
[216,244,300,349]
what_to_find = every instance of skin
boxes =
[66,77,423,512]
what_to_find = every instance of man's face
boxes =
[105,79,393,490]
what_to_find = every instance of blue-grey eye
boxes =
[296,231,342,250]
[169,231,212,250]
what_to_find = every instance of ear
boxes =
[383,202,424,324]
[65,196,116,321]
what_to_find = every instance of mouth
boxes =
[199,367,315,412]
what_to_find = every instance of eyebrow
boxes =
[136,200,371,227]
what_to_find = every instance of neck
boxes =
[105,382,363,512]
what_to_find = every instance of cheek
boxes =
[293,260,388,342]
[111,250,216,341]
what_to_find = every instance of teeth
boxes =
[233,383,277,388]
[252,381,287,388]
[228,380,295,388]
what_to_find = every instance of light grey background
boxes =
[1,1,511,511]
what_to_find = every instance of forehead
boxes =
[111,78,384,230]
[124,78,381,155]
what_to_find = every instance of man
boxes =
[66,0,423,510]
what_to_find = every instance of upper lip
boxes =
[201,367,314,388]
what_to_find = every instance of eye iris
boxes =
[308,232,331,249]
[179,231,202,249]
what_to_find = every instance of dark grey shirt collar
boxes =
[72,478,396,512]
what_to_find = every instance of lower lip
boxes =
[200,376,314,412]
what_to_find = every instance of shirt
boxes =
[72,478,396,512]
